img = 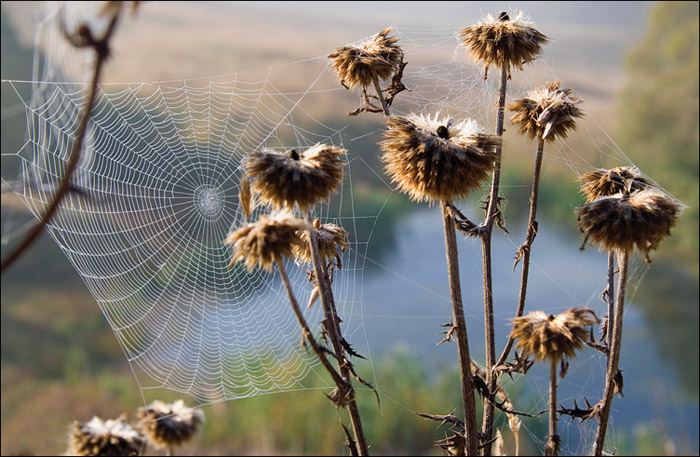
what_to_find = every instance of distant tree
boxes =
[618,1,699,271]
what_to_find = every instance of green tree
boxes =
[618,1,699,273]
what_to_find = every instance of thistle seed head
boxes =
[511,308,599,364]
[575,189,682,261]
[459,10,549,78]
[508,81,584,142]
[137,400,204,450]
[577,166,652,202]
[380,113,499,203]
[67,415,144,456]
[328,27,403,90]
[224,212,310,272]
[293,218,349,267]
[245,143,346,212]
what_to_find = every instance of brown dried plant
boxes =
[458,10,549,80]
[578,166,652,203]
[382,112,499,456]
[328,27,405,116]
[137,400,204,455]
[294,218,349,268]
[380,113,499,204]
[67,415,144,456]
[244,144,346,213]
[512,308,599,456]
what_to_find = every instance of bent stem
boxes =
[593,249,629,456]
[276,256,346,389]
[496,138,545,368]
[304,213,369,456]
[441,201,479,456]
[480,62,509,456]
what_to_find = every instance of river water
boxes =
[344,206,698,454]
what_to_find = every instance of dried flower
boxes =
[328,27,403,90]
[294,218,349,267]
[511,308,599,364]
[509,81,584,142]
[380,113,499,203]
[575,189,681,261]
[245,144,346,212]
[459,10,549,79]
[137,400,204,450]
[578,166,652,203]
[224,212,310,272]
[67,415,144,456]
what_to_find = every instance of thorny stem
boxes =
[303,212,369,456]
[546,359,560,456]
[605,253,616,350]
[372,74,391,117]
[441,201,479,457]
[276,256,346,388]
[495,138,545,369]
[593,249,629,456]
[1,13,121,273]
[480,61,509,456]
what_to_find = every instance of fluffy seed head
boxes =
[137,400,204,450]
[294,218,349,267]
[508,81,584,142]
[459,10,549,78]
[511,308,599,364]
[224,212,310,272]
[380,113,500,203]
[246,144,346,212]
[577,166,652,203]
[575,189,682,261]
[328,26,403,89]
[67,415,144,456]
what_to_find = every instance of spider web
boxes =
[1,2,691,455]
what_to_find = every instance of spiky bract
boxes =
[294,218,349,267]
[575,189,681,261]
[68,416,144,456]
[246,144,346,212]
[509,81,584,142]
[380,113,499,203]
[459,10,549,78]
[328,27,403,89]
[511,308,599,364]
[578,166,652,203]
[137,400,204,450]
[224,212,310,272]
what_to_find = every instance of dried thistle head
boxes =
[380,113,500,203]
[575,189,682,261]
[459,10,549,79]
[294,218,349,267]
[137,400,204,450]
[508,81,584,142]
[328,27,403,90]
[246,144,346,212]
[223,212,310,272]
[67,415,144,456]
[578,166,652,203]
[511,308,599,364]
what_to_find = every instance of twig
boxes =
[1,7,122,273]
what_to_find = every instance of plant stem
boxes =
[546,358,559,456]
[304,214,369,456]
[441,202,479,457]
[480,61,509,456]
[605,253,616,351]
[372,75,391,117]
[495,138,545,368]
[593,249,629,456]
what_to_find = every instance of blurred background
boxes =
[2,1,698,455]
